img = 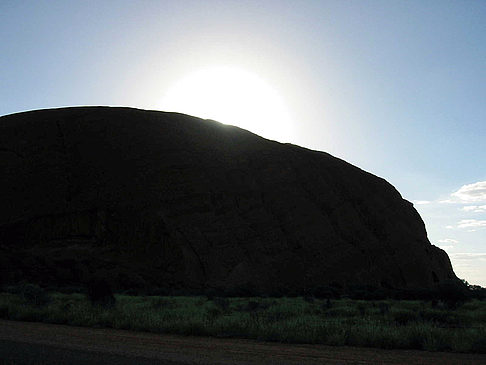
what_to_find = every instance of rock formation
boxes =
[0,107,457,294]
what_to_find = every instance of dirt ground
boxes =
[0,319,485,365]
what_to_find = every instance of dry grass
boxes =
[0,291,485,353]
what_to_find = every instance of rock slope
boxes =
[0,107,456,294]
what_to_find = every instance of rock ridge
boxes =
[0,107,457,293]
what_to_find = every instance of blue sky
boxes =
[1,1,485,285]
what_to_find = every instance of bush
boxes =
[311,285,340,299]
[0,293,484,353]
[357,303,367,316]
[151,297,172,310]
[392,309,417,325]
[86,278,115,308]
[246,300,260,312]
[469,285,486,300]
[348,285,386,300]
[303,295,315,303]
[419,309,465,326]
[325,306,359,317]
[438,281,469,309]
[378,302,390,315]
[147,287,170,296]
[205,288,221,300]
[322,298,333,310]
[205,307,222,321]
[471,334,486,353]
[0,305,9,318]
[20,283,50,306]
[213,297,230,311]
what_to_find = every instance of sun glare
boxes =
[160,66,292,142]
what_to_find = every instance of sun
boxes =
[160,66,292,142]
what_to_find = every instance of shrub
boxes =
[438,281,469,309]
[322,298,333,310]
[311,285,340,299]
[151,298,171,310]
[246,300,260,312]
[325,306,359,317]
[205,288,219,300]
[348,285,383,300]
[469,285,486,300]
[122,288,141,296]
[392,309,417,325]
[224,284,256,297]
[471,335,486,353]
[86,278,115,308]
[213,297,230,311]
[0,305,9,318]
[378,302,390,315]
[20,283,50,306]
[419,309,465,326]
[357,303,366,316]
[205,307,222,321]
[303,295,315,303]
[147,287,171,296]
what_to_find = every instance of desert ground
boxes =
[1,320,485,365]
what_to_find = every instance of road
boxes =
[0,320,485,364]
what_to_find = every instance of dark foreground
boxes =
[1,320,485,365]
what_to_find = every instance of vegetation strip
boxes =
[0,285,485,354]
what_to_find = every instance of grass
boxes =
[0,291,485,353]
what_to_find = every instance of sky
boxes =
[1,0,485,285]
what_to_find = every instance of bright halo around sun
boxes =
[160,66,293,142]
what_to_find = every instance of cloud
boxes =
[450,253,486,261]
[437,238,459,244]
[457,219,486,229]
[451,181,486,203]
[445,225,454,229]
[436,238,459,251]
[462,205,486,213]
[412,200,431,205]
[439,199,456,204]
[449,254,486,286]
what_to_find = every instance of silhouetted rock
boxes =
[0,107,457,295]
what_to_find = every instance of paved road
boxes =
[0,320,485,364]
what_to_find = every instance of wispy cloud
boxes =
[457,219,486,229]
[437,238,459,244]
[439,199,456,204]
[414,181,486,205]
[436,238,459,251]
[462,205,486,213]
[451,181,486,203]
[450,253,486,261]
[412,200,431,205]
[449,253,486,286]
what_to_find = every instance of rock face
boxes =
[0,107,457,294]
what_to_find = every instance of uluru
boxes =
[0,107,457,295]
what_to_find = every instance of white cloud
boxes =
[450,253,486,261]
[449,253,486,287]
[412,200,431,205]
[457,219,486,229]
[437,245,454,250]
[451,181,486,203]
[462,205,486,213]
[445,225,454,229]
[437,238,459,244]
